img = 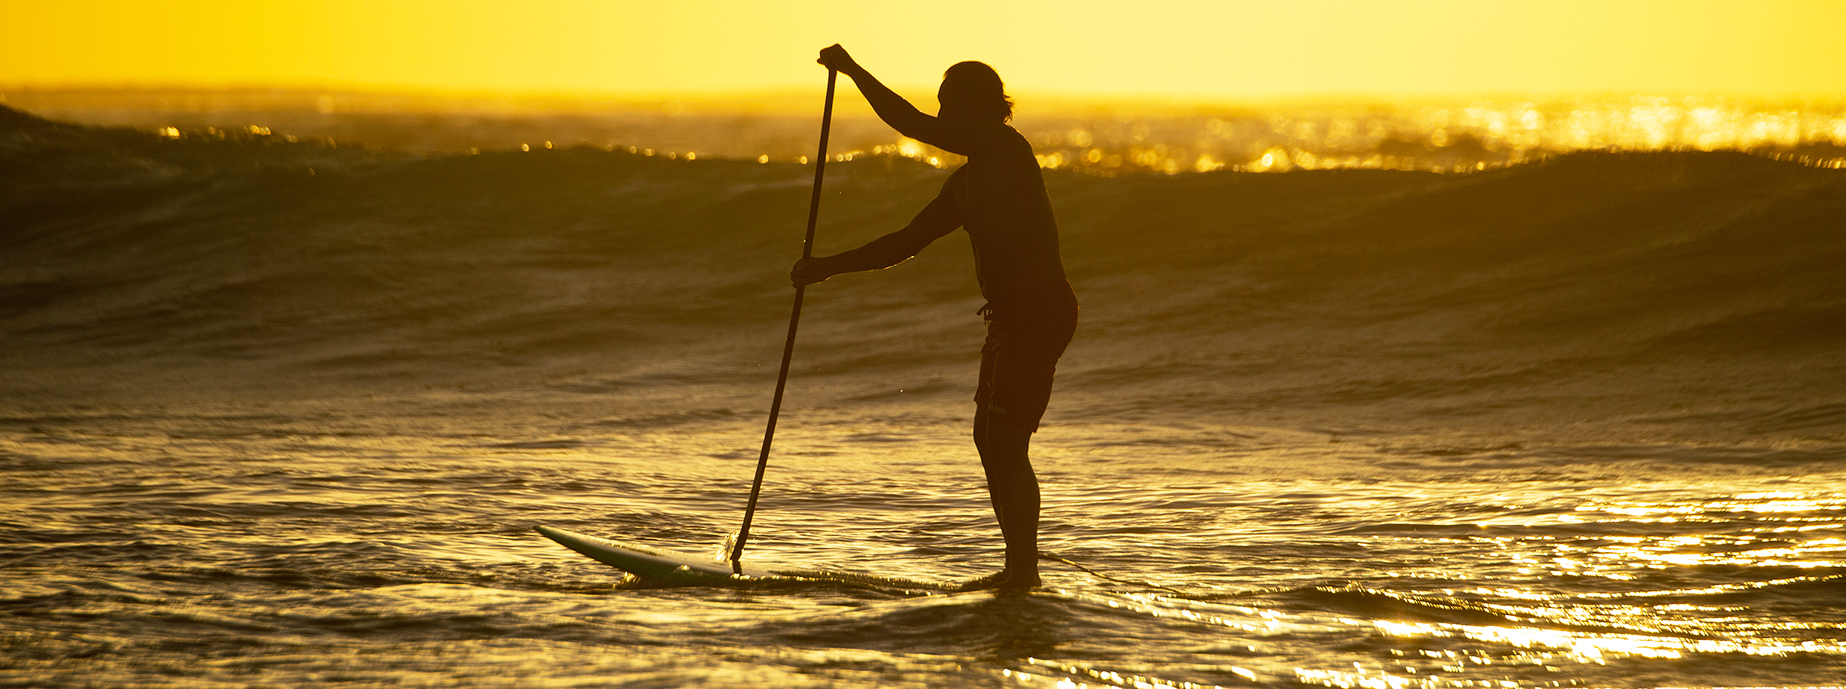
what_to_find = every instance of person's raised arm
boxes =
[817,44,984,156]
[792,187,963,287]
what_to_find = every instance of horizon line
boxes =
[8,82,1846,112]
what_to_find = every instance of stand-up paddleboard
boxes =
[536,526,772,579]
[535,525,956,592]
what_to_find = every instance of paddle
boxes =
[730,68,838,574]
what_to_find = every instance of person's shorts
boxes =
[974,295,1078,433]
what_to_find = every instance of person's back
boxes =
[953,122,1070,309]
[793,46,1076,589]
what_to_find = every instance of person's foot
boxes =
[957,569,1041,591]
[957,569,1010,591]
[999,571,1041,590]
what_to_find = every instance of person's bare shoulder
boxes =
[1001,124,1038,159]
[976,123,1031,156]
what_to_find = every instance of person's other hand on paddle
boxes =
[790,257,834,287]
[816,44,861,77]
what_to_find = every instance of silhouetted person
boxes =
[794,45,1077,590]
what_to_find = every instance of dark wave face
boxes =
[4,105,1842,444]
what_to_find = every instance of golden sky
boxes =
[6,0,1844,99]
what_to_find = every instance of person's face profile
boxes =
[936,80,968,122]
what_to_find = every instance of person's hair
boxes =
[942,61,1014,122]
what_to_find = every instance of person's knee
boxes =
[978,419,1032,470]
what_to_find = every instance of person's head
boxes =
[938,61,1013,123]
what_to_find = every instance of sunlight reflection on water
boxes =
[4,405,1843,687]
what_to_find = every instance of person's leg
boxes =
[964,405,1040,590]
[964,299,1071,590]
[972,407,1003,533]
[965,324,1014,588]
[977,409,1040,587]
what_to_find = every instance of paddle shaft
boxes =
[731,68,837,573]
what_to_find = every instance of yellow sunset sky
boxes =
[5,0,1844,100]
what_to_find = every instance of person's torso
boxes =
[947,126,1072,307]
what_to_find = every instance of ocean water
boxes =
[3,105,1845,688]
